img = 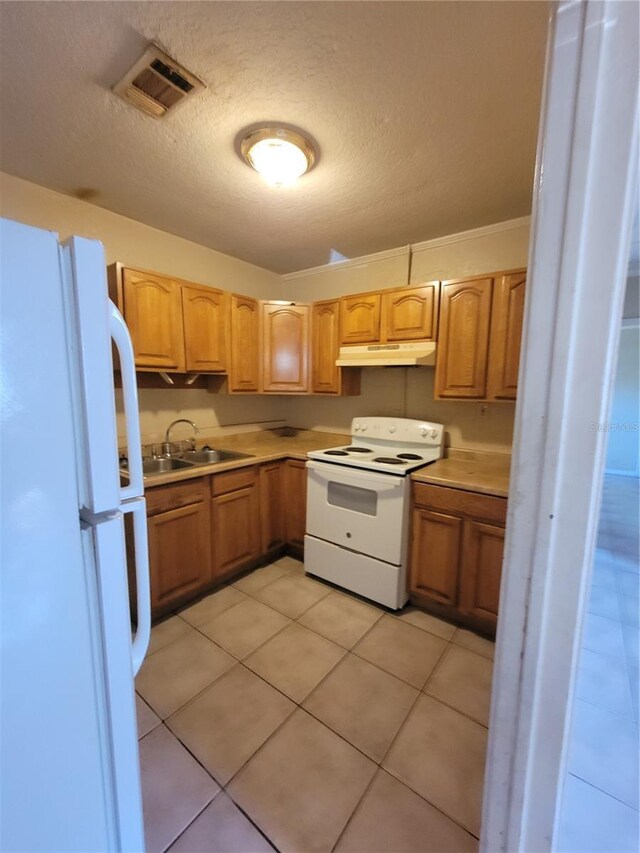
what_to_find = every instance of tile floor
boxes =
[556,474,640,852]
[135,556,494,852]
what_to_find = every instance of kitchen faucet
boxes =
[163,419,199,456]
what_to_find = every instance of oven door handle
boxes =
[306,460,404,491]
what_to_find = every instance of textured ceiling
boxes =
[0,1,549,273]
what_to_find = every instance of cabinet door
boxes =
[459,520,505,631]
[123,269,185,371]
[487,271,526,400]
[435,278,492,398]
[148,501,211,614]
[211,485,260,578]
[409,507,462,606]
[259,462,286,554]
[229,295,260,392]
[181,285,227,373]
[262,303,309,393]
[381,283,440,342]
[284,459,307,550]
[311,300,341,393]
[340,293,381,344]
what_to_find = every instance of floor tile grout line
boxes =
[160,786,222,853]
[566,771,640,813]
[567,767,640,812]
[141,560,494,850]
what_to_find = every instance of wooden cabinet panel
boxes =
[146,478,209,516]
[435,278,492,399]
[259,462,286,554]
[181,284,227,373]
[262,303,309,393]
[459,520,505,630]
[229,295,260,392]
[381,283,439,342]
[211,466,257,497]
[148,500,211,614]
[413,482,507,526]
[488,271,526,400]
[211,484,260,578]
[409,507,462,607]
[340,293,381,344]
[312,300,341,393]
[122,269,185,371]
[284,459,307,551]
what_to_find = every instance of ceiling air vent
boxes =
[113,44,205,118]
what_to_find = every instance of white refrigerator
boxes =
[1,218,151,851]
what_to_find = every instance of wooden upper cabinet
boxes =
[229,295,260,392]
[434,277,492,399]
[262,303,309,393]
[121,269,185,371]
[181,284,227,373]
[487,271,526,400]
[340,293,381,344]
[381,283,440,342]
[312,300,341,394]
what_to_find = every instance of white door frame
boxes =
[481,2,639,851]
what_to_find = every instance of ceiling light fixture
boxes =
[240,127,315,187]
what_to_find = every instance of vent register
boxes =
[113,45,205,118]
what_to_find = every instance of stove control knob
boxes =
[360,424,368,432]
[388,426,396,434]
[354,423,360,431]
[420,427,428,437]
[430,428,438,438]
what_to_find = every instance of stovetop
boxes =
[307,417,445,475]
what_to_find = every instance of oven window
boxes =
[327,481,378,516]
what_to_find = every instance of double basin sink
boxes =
[140,448,254,477]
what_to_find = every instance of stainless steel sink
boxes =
[177,448,254,464]
[142,457,195,475]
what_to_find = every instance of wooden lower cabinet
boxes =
[409,482,507,635]
[146,479,212,617]
[211,467,260,579]
[284,459,307,555]
[459,520,505,626]
[259,462,286,556]
[410,508,462,607]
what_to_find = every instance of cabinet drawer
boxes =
[211,465,258,496]
[146,478,208,515]
[412,482,507,525]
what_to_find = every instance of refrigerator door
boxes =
[0,218,145,852]
[62,236,144,510]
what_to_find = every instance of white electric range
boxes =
[304,417,444,609]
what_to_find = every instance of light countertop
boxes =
[138,429,349,488]
[138,429,511,498]
[410,452,511,498]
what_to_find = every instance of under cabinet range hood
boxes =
[336,342,436,367]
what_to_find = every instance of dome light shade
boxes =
[240,127,315,187]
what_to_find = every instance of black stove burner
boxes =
[397,453,423,460]
[373,456,408,465]
[324,450,349,456]
[344,447,373,453]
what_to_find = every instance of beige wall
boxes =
[281,246,410,301]
[281,217,530,453]
[0,172,286,441]
[1,172,528,452]
[0,172,280,296]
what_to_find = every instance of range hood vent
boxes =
[113,44,205,118]
[336,342,437,367]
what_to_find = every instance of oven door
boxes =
[305,460,408,565]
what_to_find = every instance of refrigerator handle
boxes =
[109,301,144,500]
[122,498,151,675]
